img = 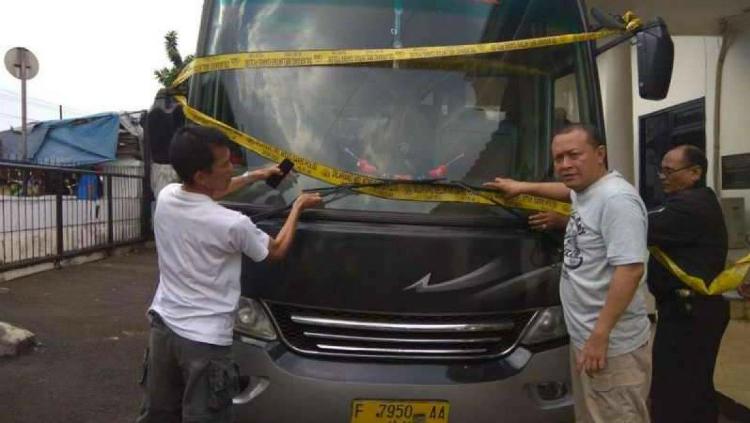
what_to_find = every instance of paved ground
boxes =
[0,247,157,423]
[717,320,750,411]
[0,247,748,422]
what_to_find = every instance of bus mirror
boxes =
[635,18,674,100]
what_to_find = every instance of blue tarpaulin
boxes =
[0,113,120,166]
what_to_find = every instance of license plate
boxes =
[351,400,450,423]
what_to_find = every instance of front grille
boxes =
[266,302,537,361]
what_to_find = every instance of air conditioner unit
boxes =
[721,197,748,249]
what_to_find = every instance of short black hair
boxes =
[169,125,232,184]
[553,123,604,148]
[673,144,707,187]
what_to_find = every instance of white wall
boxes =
[598,43,635,182]
[719,15,750,232]
[0,164,144,267]
[0,195,143,266]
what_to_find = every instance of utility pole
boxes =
[4,47,39,161]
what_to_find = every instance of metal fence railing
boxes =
[0,160,149,272]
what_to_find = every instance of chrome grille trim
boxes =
[316,344,488,354]
[266,302,539,361]
[290,314,514,332]
[303,331,504,344]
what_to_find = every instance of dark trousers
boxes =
[137,312,241,423]
[651,296,729,423]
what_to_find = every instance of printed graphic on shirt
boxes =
[563,211,585,271]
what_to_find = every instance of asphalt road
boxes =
[0,247,157,423]
[1,246,748,423]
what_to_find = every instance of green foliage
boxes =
[154,31,194,88]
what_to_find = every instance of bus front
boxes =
[189,0,601,421]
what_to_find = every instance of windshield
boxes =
[191,0,598,216]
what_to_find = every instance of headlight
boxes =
[234,297,277,341]
[521,306,568,346]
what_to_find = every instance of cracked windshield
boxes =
[191,0,593,215]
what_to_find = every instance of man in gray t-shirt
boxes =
[562,171,650,355]
[485,124,651,423]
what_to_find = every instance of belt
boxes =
[659,289,724,310]
[673,289,725,300]
[674,288,694,298]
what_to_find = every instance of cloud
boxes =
[0,0,203,122]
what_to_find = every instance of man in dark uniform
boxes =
[648,145,729,423]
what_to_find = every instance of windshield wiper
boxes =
[248,178,440,221]
[444,180,528,221]
[307,178,443,204]
[305,178,528,222]
[251,178,561,250]
[251,177,533,223]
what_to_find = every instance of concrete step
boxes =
[0,322,36,357]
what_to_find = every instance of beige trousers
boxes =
[570,342,652,423]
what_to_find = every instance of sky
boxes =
[0,0,203,129]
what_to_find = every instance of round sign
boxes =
[4,47,39,80]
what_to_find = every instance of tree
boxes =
[154,31,194,88]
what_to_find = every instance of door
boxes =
[638,98,706,208]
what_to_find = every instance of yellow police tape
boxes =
[170,10,750,295]
[180,89,749,294]
[174,96,571,215]
[168,21,646,213]
[649,247,750,295]
[172,29,622,86]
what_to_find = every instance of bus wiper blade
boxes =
[250,179,443,221]
[436,180,528,222]
[306,178,527,222]
[304,178,445,205]
[444,180,564,246]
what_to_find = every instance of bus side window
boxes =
[553,73,580,131]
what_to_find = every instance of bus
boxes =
[151,0,672,421]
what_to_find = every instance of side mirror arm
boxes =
[593,20,664,57]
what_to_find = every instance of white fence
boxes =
[0,162,145,269]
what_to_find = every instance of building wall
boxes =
[630,36,722,189]
[613,33,750,243]
[598,43,635,182]
[719,15,750,233]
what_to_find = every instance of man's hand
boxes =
[246,165,283,182]
[483,179,572,203]
[213,165,284,199]
[482,177,528,199]
[266,192,323,261]
[293,192,323,210]
[577,330,609,374]
[577,263,644,373]
[529,212,569,232]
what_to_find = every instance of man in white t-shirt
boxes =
[484,124,651,423]
[137,126,321,423]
